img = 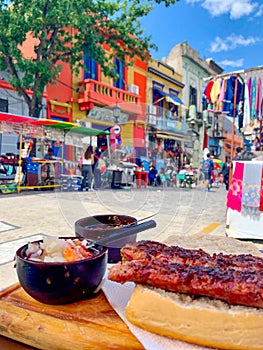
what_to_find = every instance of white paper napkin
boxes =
[102,265,213,350]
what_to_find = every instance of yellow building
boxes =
[145,59,190,169]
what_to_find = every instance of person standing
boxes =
[44,147,54,160]
[233,146,243,160]
[201,153,214,192]
[44,147,54,180]
[221,157,231,191]
[148,164,158,186]
[93,148,104,189]
[79,146,94,191]
[174,143,182,171]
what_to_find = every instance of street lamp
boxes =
[113,103,121,124]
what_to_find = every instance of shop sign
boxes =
[112,124,122,135]
[87,106,129,124]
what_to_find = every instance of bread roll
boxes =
[124,235,263,349]
[164,232,262,256]
[126,284,263,350]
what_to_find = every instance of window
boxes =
[114,58,124,89]
[169,89,179,119]
[83,52,97,80]
[0,133,18,155]
[189,86,197,106]
[152,83,164,118]
[0,98,8,112]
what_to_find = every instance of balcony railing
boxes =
[74,79,142,115]
[156,117,188,134]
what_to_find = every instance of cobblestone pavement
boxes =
[0,183,230,289]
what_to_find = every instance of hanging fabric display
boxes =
[241,162,262,216]
[202,80,214,110]
[210,78,221,110]
[222,76,244,117]
[202,75,244,118]
[243,82,251,127]
[256,77,262,120]
[251,77,257,120]
[202,73,263,137]
[218,78,225,112]
[226,161,244,212]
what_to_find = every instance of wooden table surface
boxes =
[0,284,143,350]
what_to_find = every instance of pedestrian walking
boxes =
[79,145,94,191]
[201,153,214,191]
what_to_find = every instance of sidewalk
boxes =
[0,185,229,289]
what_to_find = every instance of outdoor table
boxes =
[0,283,143,350]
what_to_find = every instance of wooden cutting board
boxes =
[0,284,143,350]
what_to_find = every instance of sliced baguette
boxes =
[126,284,263,350]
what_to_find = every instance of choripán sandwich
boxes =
[108,235,263,350]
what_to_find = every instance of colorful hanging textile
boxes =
[222,76,244,117]
[250,77,257,120]
[218,78,225,112]
[210,78,221,110]
[202,81,214,111]
[247,77,252,109]
[256,77,262,120]
[243,81,251,127]
[260,167,263,212]
[205,81,214,102]
[226,162,244,212]
[241,162,262,215]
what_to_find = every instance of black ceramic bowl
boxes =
[15,237,108,305]
[75,214,138,263]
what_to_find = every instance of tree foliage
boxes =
[0,0,179,117]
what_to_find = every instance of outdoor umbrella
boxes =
[213,159,223,168]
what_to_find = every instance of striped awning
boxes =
[153,87,187,108]
[155,132,187,141]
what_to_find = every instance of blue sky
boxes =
[140,0,263,73]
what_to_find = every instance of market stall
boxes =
[0,113,46,193]
[0,113,111,193]
[202,72,263,241]
[226,160,263,240]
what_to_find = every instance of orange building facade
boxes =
[44,41,148,160]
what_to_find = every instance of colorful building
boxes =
[67,45,147,161]
[163,41,224,166]
[145,59,190,170]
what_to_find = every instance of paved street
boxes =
[1,183,263,350]
[0,183,229,289]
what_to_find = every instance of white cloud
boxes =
[186,0,259,19]
[219,59,244,67]
[255,4,263,16]
[210,34,261,53]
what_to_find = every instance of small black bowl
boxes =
[75,214,137,263]
[15,237,108,305]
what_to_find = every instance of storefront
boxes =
[0,113,110,192]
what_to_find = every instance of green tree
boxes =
[0,0,179,118]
